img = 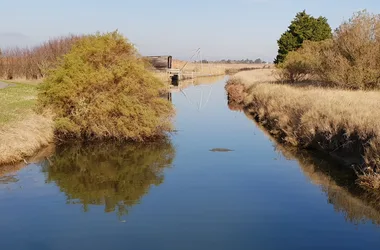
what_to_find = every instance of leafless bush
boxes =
[0,35,82,80]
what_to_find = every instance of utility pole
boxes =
[200,49,203,72]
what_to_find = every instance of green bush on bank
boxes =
[38,31,174,141]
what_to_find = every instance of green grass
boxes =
[0,83,38,125]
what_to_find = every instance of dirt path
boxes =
[0,81,8,89]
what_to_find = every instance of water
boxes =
[1,77,380,250]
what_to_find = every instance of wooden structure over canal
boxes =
[144,50,205,84]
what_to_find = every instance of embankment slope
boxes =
[226,69,380,190]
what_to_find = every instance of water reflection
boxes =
[170,76,225,93]
[0,175,18,185]
[0,166,20,185]
[41,141,175,217]
[277,144,380,225]
[233,104,380,225]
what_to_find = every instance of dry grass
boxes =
[0,83,54,165]
[172,60,269,76]
[233,69,278,86]
[2,78,44,85]
[356,169,380,190]
[0,113,54,166]
[153,71,170,82]
[227,69,380,190]
[173,60,224,75]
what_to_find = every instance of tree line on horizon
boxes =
[200,58,267,64]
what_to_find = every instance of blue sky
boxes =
[1,0,379,61]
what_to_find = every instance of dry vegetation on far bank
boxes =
[226,69,380,191]
[172,60,270,75]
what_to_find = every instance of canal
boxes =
[0,77,380,250]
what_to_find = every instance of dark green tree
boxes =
[274,10,332,64]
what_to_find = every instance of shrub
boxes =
[323,11,380,89]
[38,31,174,141]
[278,40,333,83]
[278,51,311,83]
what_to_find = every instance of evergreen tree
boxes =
[275,10,332,64]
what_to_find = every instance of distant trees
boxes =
[212,58,266,64]
[275,10,332,64]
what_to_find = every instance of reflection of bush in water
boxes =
[280,145,380,225]
[243,109,380,225]
[295,152,380,225]
[42,141,175,216]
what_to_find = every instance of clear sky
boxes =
[1,0,380,61]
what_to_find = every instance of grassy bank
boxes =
[0,82,53,165]
[226,69,380,191]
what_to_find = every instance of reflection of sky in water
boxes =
[172,77,286,167]
[0,77,379,250]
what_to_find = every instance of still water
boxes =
[1,77,380,250]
